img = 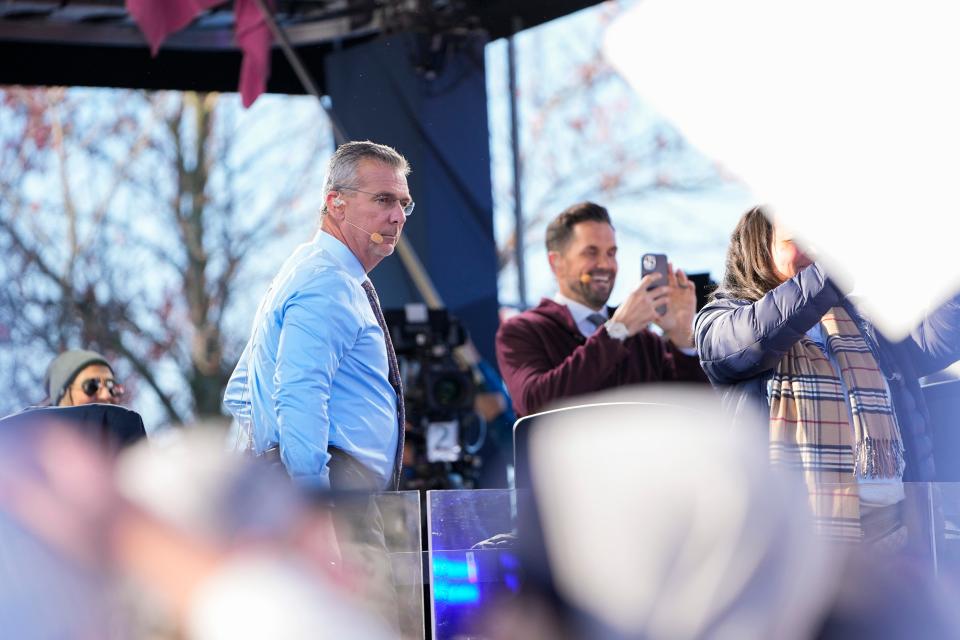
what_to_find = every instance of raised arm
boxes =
[695,263,841,384]
[902,293,960,377]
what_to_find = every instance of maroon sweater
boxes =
[496,298,708,417]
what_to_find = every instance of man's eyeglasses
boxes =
[76,377,125,399]
[336,186,415,216]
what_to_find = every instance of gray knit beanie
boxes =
[45,349,113,404]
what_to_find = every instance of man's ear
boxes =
[325,191,344,218]
[547,251,561,275]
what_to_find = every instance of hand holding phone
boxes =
[607,253,672,337]
[649,256,697,348]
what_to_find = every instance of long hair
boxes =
[713,206,784,302]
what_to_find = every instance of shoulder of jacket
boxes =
[698,296,749,314]
[500,307,546,332]
[503,300,557,323]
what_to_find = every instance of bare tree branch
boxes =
[0,87,329,424]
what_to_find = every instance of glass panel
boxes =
[334,490,425,640]
[931,483,960,583]
[426,489,519,640]
[424,485,960,638]
[379,491,426,640]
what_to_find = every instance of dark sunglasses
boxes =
[77,377,125,399]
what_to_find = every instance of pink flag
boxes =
[126,0,223,56]
[235,0,274,107]
[126,0,275,107]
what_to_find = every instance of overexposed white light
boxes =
[605,0,960,339]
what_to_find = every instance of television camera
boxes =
[384,304,485,490]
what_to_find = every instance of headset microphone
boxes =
[344,219,385,244]
[580,273,593,284]
[334,196,388,244]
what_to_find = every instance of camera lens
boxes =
[432,376,464,408]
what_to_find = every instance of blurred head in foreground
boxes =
[507,387,834,640]
[0,418,392,640]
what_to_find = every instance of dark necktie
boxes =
[586,312,607,331]
[362,279,405,490]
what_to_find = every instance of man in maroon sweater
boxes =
[496,202,707,417]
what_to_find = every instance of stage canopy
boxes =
[0,0,604,365]
[0,0,603,92]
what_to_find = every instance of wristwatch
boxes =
[604,319,629,341]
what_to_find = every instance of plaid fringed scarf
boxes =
[769,306,905,541]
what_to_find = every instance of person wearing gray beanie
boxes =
[45,349,125,407]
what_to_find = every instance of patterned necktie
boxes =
[361,279,405,490]
[586,312,607,331]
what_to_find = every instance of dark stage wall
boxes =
[325,33,501,364]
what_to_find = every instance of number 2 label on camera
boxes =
[426,421,462,463]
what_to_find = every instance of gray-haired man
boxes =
[224,140,413,491]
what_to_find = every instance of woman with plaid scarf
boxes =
[695,206,960,546]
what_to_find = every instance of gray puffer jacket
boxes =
[695,263,960,481]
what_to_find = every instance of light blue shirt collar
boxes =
[555,292,607,321]
[315,230,367,283]
[554,292,607,337]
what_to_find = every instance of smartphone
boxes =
[641,253,668,315]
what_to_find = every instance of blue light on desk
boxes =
[433,582,481,604]
[432,555,472,581]
[432,552,481,604]
[431,549,522,638]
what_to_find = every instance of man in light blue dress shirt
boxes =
[224,141,413,491]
